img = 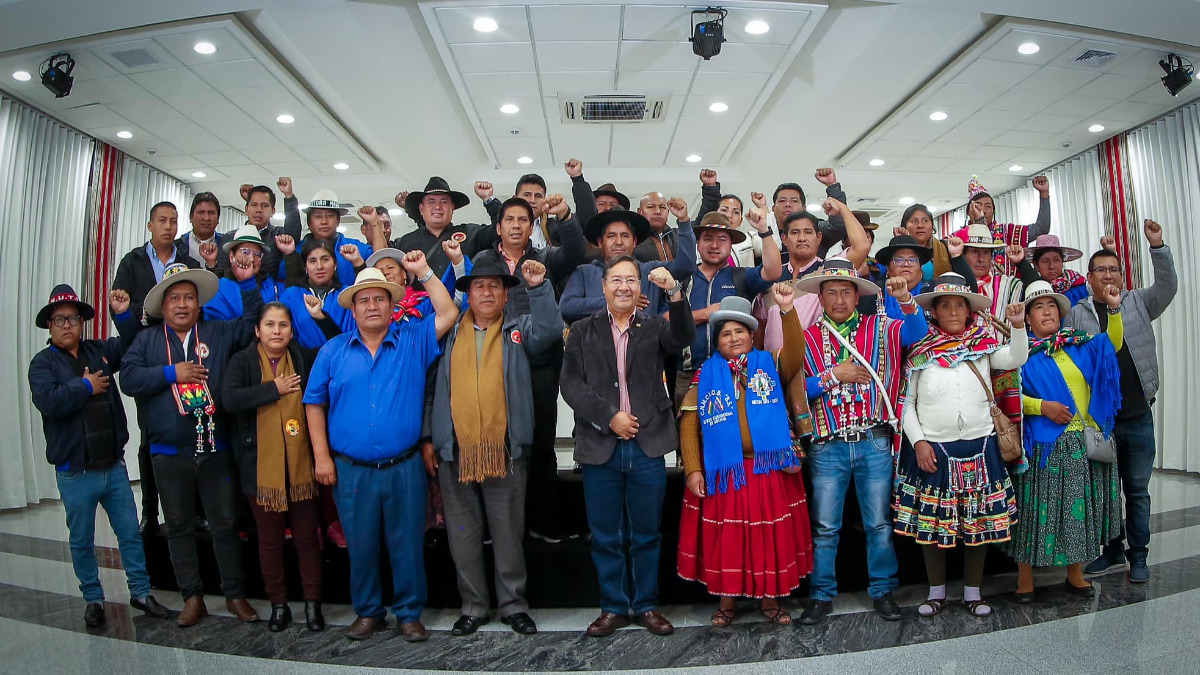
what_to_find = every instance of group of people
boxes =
[28,161,1176,640]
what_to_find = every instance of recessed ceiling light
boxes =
[1009,164,1024,172]
[473,17,498,32]
[116,130,133,139]
[517,156,533,164]
[898,197,915,205]
[336,225,347,234]
[192,171,207,178]
[1088,123,1106,133]
[193,42,217,55]
[685,154,702,163]
[929,111,948,121]
[709,102,729,113]
[276,114,295,124]
[1017,42,1040,55]
[869,158,886,167]
[745,20,770,35]
[12,70,31,82]
[333,162,349,170]
[388,208,401,216]
[499,103,519,114]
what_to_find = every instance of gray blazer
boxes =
[1065,244,1176,402]
[561,299,695,465]
[431,280,562,462]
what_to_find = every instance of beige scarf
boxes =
[255,345,318,511]
[449,309,509,483]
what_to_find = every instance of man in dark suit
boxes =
[560,257,694,638]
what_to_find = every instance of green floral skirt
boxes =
[1001,430,1122,567]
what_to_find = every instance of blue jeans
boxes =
[56,461,151,603]
[333,454,427,622]
[581,440,667,615]
[807,434,899,601]
[1110,410,1157,556]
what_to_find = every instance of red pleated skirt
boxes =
[677,458,814,598]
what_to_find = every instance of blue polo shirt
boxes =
[302,317,439,461]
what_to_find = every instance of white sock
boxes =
[919,585,947,616]
[963,586,990,615]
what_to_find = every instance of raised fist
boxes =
[700,169,718,186]
[199,242,219,267]
[358,205,379,225]
[893,226,910,238]
[275,234,295,255]
[1096,282,1122,309]
[667,197,689,221]
[394,190,410,209]
[109,289,130,315]
[277,176,293,198]
[564,158,583,178]
[1144,219,1164,247]
[239,183,253,202]
[750,191,767,210]
[946,235,964,258]
[1005,244,1025,265]
[968,200,986,223]
[521,259,547,287]
[402,250,430,275]
[1032,175,1049,197]
[544,194,569,219]
[1100,235,1117,253]
[771,282,795,309]
[474,181,493,201]
[1004,303,1025,328]
[303,293,325,319]
[340,244,364,268]
[815,168,837,186]
[822,197,844,217]
[745,208,766,229]
[647,266,675,291]
[441,239,464,265]
[886,275,911,303]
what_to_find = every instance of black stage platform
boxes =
[144,467,1017,608]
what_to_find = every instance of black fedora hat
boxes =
[36,284,95,329]
[405,176,471,217]
[583,207,652,246]
[593,183,631,211]
[454,257,520,293]
[875,234,933,267]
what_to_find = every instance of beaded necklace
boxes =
[163,324,216,454]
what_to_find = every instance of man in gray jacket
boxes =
[426,257,561,637]
[1069,219,1177,583]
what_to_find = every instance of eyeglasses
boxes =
[50,315,82,328]
[890,256,922,267]
[1091,266,1122,275]
[235,247,264,259]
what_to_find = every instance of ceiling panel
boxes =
[697,43,787,74]
[271,124,339,147]
[1011,66,1100,95]
[539,71,615,94]
[153,29,254,66]
[720,8,814,46]
[219,131,287,151]
[294,144,355,162]
[953,108,1034,130]
[529,5,621,41]
[971,145,1025,161]
[191,150,252,166]
[261,161,322,177]
[951,59,1041,89]
[107,97,184,123]
[90,39,183,74]
[435,6,532,44]
[619,41,699,72]
[463,71,539,99]
[1013,113,1086,134]
[128,68,215,97]
[192,60,276,91]
[1073,73,1152,100]
[691,71,769,98]
[1041,95,1118,117]
[620,5,690,41]
[139,118,231,153]
[535,42,618,72]
[221,84,304,113]
[989,88,1067,113]
[244,146,302,163]
[885,119,955,143]
[1098,100,1169,123]
[928,83,1008,108]
[981,31,1080,66]
[55,104,130,129]
[161,93,242,119]
[451,43,536,74]
[616,70,692,96]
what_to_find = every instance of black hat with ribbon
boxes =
[36,284,95,329]
[404,176,471,216]
[454,256,520,293]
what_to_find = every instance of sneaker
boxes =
[528,530,563,544]
[326,522,348,548]
[1128,554,1150,584]
[1084,544,1126,575]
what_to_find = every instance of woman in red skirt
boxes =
[677,290,813,626]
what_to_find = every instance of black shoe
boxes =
[84,602,105,627]
[1085,542,1127,575]
[451,614,489,636]
[194,518,210,533]
[799,599,833,625]
[268,604,292,632]
[304,601,325,632]
[1013,590,1035,604]
[502,612,537,635]
[873,593,903,621]
[130,595,170,619]
[528,530,563,544]
[140,515,160,536]
[1063,581,1095,598]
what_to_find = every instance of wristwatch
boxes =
[758,227,774,239]
[417,269,435,284]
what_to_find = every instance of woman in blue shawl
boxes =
[1003,280,1124,602]
[677,289,812,627]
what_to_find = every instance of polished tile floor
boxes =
[1,468,1199,673]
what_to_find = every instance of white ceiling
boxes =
[0,0,1198,233]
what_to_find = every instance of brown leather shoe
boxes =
[586,611,630,637]
[177,595,208,628]
[347,616,385,641]
[226,597,259,622]
[634,610,674,635]
[399,621,430,642]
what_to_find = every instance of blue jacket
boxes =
[682,264,776,369]
[28,311,139,471]
[301,232,372,287]
[278,285,356,349]
[202,276,285,321]
[118,283,263,455]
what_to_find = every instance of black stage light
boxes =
[1159,54,1194,97]
[690,7,727,60]
[40,52,76,98]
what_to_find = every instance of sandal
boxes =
[759,604,792,625]
[963,598,993,617]
[710,607,736,627]
[917,597,948,617]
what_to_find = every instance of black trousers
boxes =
[152,450,245,599]
[137,435,159,519]
[525,350,562,536]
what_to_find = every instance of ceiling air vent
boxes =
[109,48,162,69]
[559,93,669,124]
[1074,49,1117,68]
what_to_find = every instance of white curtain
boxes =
[0,95,95,508]
[1125,101,1200,471]
[1042,150,1106,277]
[220,204,246,235]
[110,158,191,480]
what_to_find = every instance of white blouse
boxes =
[903,328,1028,444]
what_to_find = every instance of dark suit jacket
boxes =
[560,299,695,465]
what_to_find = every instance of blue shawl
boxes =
[697,350,795,495]
[1021,333,1122,467]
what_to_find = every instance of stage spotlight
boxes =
[1159,54,1194,97]
[40,52,75,98]
[690,7,727,60]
